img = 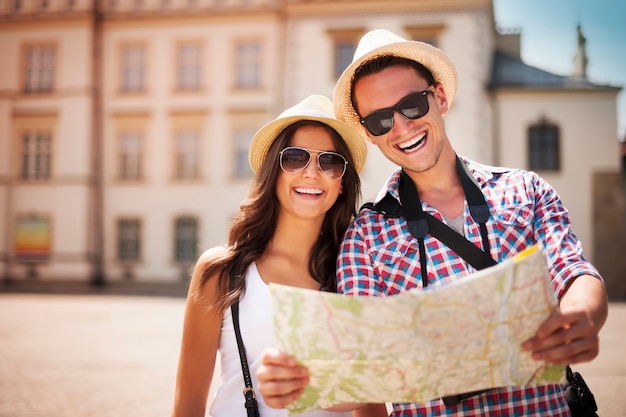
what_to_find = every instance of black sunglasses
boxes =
[359,88,434,136]
[279,147,347,180]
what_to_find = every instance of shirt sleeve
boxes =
[337,212,387,297]
[528,171,603,299]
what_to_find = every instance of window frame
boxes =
[20,130,52,180]
[174,128,201,180]
[117,218,141,263]
[175,41,203,92]
[21,43,56,95]
[528,118,561,172]
[327,28,364,81]
[228,110,267,180]
[404,24,445,47]
[174,216,198,264]
[118,130,143,181]
[233,38,263,90]
[119,43,147,93]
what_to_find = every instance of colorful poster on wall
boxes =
[15,217,51,262]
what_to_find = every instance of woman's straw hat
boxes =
[249,94,367,174]
[333,29,458,141]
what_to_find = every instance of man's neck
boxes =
[406,151,464,218]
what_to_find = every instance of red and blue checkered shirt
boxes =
[337,157,602,416]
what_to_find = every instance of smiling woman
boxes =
[170,94,368,417]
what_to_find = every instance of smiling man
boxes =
[331,28,607,417]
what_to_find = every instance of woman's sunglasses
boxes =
[359,88,434,136]
[279,147,347,180]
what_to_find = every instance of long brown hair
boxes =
[195,120,361,311]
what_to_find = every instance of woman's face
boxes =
[275,124,344,223]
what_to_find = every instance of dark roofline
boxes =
[488,50,620,91]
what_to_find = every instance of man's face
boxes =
[353,64,449,174]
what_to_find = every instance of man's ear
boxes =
[434,83,449,116]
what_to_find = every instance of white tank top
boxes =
[209,263,351,417]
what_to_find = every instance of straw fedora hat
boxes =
[249,94,367,174]
[333,29,458,141]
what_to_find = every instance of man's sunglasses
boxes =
[359,88,434,136]
[279,147,347,180]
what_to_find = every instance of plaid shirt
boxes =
[337,157,601,416]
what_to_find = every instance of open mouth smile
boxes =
[398,131,426,152]
[294,187,323,196]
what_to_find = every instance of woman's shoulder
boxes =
[197,245,229,264]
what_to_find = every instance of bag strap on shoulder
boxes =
[230,270,261,417]
[360,156,497,281]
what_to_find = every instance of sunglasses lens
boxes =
[362,111,394,137]
[360,90,432,136]
[318,153,347,179]
[399,93,429,119]
[280,148,310,173]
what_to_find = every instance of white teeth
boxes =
[295,187,323,195]
[398,132,426,150]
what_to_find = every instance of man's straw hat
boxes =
[249,94,367,174]
[333,29,458,141]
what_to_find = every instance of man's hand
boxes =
[256,348,309,409]
[523,274,608,365]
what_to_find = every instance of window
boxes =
[234,128,255,178]
[175,129,200,180]
[235,40,261,89]
[334,39,357,79]
[528,119,560,171]
[119,131,143,180]
[405,25,445,47]
[327,29,363,80]
[177,42,202,91]
[174,217,198,263]
[121,45,145,92]
[23,45,55,94]
[21,131,51,180]
[118,219,141,262]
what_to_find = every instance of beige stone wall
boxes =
[493,89,621,262]
[593,172,626,300]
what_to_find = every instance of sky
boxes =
[493,0,626,141]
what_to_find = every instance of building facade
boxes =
[0,0,622,291]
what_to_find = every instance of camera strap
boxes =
[362,155,497,287]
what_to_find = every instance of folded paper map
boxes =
[269,245,564,415]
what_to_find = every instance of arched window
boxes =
[528,118,560,171]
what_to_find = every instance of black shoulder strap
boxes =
[362,157,497,276]
[360,192,403,218]
[230,270,261,417]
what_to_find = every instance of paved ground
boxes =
[0,288,624,417]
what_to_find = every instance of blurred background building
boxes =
[0,0,623,297]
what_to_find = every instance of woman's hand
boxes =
[256,348,310,409]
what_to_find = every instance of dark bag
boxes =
[564,365,598,417]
